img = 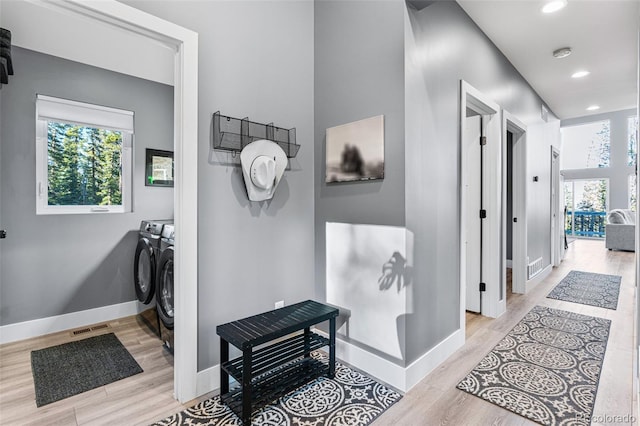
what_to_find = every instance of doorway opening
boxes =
[503,112,527,296]
[12,0,200,402]
[564,179,609,240]
[460,81,503,338]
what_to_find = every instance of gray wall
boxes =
[313,0,559,367]
[314,0,406,363]
[404,1,559,362]
[0,47,174,325]
[122,0,316,371]
[561,109,637,210]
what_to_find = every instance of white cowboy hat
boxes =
[240,139,287,201]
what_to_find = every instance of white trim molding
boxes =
[502,110,528,295]
[46,0,200,403]
[311,329,464,393]
[460,80,504,321]
[525,264,553,293]
[404,328,465,390]
[197,364,221,397]
[0,301,145,345]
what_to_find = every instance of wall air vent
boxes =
[528,257,544,280]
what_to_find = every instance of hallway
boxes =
[376,239,636,425]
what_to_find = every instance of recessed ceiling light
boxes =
[542,0,567,14]
[571,70,590,79]
[586,105,600,111]
[553,47,572,59]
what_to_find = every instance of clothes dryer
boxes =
[156,223,174,353]
[134,220,173,304]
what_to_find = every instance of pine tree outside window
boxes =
[36,95,133,214]
[628,116,638,167]
[629,175,637,212]
[560,120,610,170]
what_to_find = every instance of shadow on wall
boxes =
[326,222,413,365]
[378,251,413,292]
[59,230,138,319]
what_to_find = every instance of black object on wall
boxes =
[0,28,13,86]
[211,111,300,158]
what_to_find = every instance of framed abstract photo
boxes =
[325,115,384,183]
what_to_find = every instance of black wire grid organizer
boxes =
[212,111,300,158]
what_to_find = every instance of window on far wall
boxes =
[35,95,133,214]
[628,116,638,167]
[630,175,637,212]
[560,120,610,170]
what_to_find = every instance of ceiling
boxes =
[457,0,638,120]
[1,1,174,85]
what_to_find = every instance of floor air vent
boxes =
[527,257,543,280]
[91,324,109,331]
[70,324,110,336]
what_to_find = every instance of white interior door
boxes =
[465,115,482,313]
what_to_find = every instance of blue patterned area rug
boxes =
[152,352,401,426]
[457,306,610,426]
[547,270,621,310]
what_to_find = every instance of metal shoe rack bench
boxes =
[216,300,338,425]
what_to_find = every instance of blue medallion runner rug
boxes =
[546,270,621,310]
[457,306,610,426]
[152,352,401,426]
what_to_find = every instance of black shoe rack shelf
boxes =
[217,300,338,425]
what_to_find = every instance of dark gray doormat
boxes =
[457,305,610,426]
[547,270,621,309]
[31,332,143,407]
[152,352,401,426]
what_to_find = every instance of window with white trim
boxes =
[36,95,133,214]
[629,174,637,212]
[560,120,610,170]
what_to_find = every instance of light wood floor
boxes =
[0,239,636,425]
[376,239,637,425]
[0,310,213,425]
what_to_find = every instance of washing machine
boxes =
[134,219,173,304]
[156,223,175,353]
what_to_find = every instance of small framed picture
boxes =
[325,115,384,183]
[145,149,174,187]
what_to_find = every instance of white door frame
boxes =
[502,111,527,294]
[52,0,199,403]
[460,81,503,326]
[551,147,562,267]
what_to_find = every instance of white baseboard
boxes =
[404,328,465,390]
[0,300,146,344]
[505,259,513,268]
[196,364,220,397]
[314,328,464,393]
[194,328,466,397]
[525,264,552,293]
[330,332,407,391]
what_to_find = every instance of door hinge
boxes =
[480,136,487,146]
[479,282,486,292]
[480,209,487,219]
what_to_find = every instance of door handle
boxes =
[0,230,6,239]
[513,218,518,223]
